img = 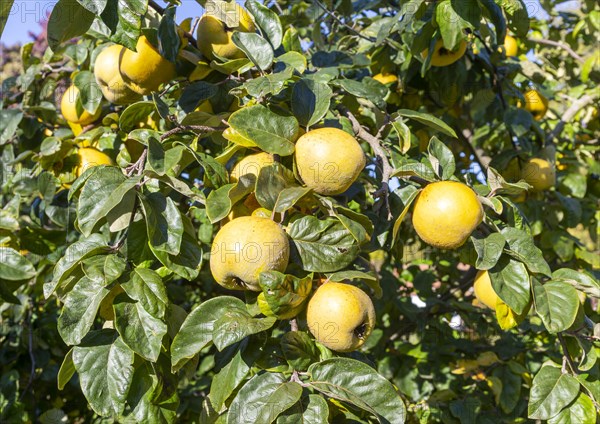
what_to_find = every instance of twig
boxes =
[557,333,579,375]
[344,110,394,220]
[290,318,299,332]
[528,38,585,63]
[160,125,224,141]
[313,0,392,47]
[547,94,596,144]
[439,267,477,301]
[113,150,148,251]
[125,149,148,176]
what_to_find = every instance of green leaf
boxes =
[391,159,437,181]
[102,0,147,51]
[0,109,23,145]
[487,167,532,195]
[45,234,110,298]
[259,271,312,319]
[232,32,274,71]
[273,187,312,214]
[532,279,580,333]
[177,144,229,188]
[256,164,290,210]
[127,360,179,422]
[275,51,307,73]
[212,311,276,351]
[149,215,202,280]
[332,79,386,109]
[499,0,529,37]
[146,171,206,205]
[73,71,102,114]
[489,256,531,315]
[392,187,420,245]
[312,51,353,69]
[291,79,332,127]
[119,102,157,132]
[547,392,597,424]
[178,81,218,112]
[552,268,600,299]
[282,27,301,52]
[427,136,456,180]
[140,192,184,255]
[396,109,458,138]
[308,358,406,423]
[121,268,168,319]
[277,394,329,424]
[557,172,587,199]
[209,347,252,412]
[451,0,481,27]
[0,0,15,37]
[492,366,521,414]
[72,330,134,416]
[527,366,580,420]
[47,0,95,50]
[246,0,283,49]
[287,215,361,272]
[244,67,293,97]
[228,105,298,156]
[206,177,255,223]
[504,107,532,136]
[227,373,302,424]
[57,349,76,390]
[77,167,140,237]
[479,0,506,42]
[77,0,107,14]
[281,331,320,371]
[147,138,187,177]
[0,247,36,281]
[392,120,412,154]
[113,294,168,362]
[170,297,247,371]
[58,275,110,345]
[470,232,506,270]
[157,5,179,63]
[435,0,469,50]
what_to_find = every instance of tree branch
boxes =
[472,32,518,149]
[456,126,491,175]
[343,110,394,219]
[313,0,394,48]
[547,94,596,144]
[528,38,585,63]
[160,124,224,141]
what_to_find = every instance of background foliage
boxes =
[0,0,599,422]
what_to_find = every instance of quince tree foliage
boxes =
[0,0,599,422]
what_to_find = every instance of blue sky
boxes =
[1,0,204,45]
[2,0,560,46]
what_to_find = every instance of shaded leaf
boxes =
[227,373,302,424]
[528,366,580,420]
[308,358,406,423]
